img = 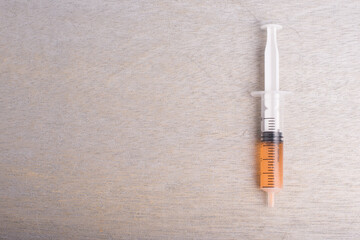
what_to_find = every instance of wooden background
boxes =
[1,0,360,239]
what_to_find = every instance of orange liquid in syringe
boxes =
[259,142,283,189]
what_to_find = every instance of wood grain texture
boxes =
[0,0,360,239]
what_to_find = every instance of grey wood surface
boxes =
[1,0,360,239]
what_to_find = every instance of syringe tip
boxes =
[267,192,275,207]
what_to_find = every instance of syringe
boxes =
[251,24,288,207]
